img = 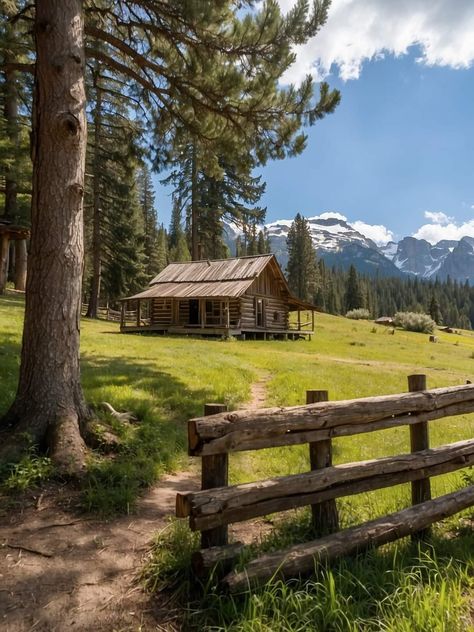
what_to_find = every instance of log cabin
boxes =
[120,254,316,339]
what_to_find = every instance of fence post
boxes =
[307,390,339,535]
[408,374,431,539]
[201,403,229,548]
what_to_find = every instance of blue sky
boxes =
[154,0,474,246]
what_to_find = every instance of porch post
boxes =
[200,299,205,328]
[226,299,230,330]
[136,299,141,327]
[297,309,301,331]
[120,301,125,328]
[312,310,314,331]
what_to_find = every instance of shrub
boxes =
[393,311,436,333]
[345,308,371,320]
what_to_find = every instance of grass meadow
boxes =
[1,292,474,630]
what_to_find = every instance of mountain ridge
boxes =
[223,215,474,283]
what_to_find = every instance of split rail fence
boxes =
[176,375,474,591]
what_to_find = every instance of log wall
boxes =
[151,297,172,326]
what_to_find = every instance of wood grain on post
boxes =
[201,403,228,548]
[408,374,431,539]
[307,390,339,535]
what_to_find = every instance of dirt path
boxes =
[0,376,270,632]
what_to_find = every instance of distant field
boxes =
[2,293,474,630]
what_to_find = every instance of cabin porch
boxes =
[120,296,314,340]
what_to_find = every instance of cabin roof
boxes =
[148,254,274,285]
[126,279,254,300]
[124,254,316,311]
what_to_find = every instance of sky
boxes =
[153,0,474,246]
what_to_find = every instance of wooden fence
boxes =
[176,375,474,591]
[81,304,122,322]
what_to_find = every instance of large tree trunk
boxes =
[0,0,89,475]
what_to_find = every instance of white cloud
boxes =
[313,211,348,221]
[413,218,474,243]
[278,0,474,82]
[351,220,394,246]
[423,211,453,225]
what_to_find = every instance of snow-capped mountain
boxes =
[223,216,474,282]
[266,216,377,252]
[382,236,474,282]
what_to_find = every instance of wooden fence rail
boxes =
[176,376,474,590]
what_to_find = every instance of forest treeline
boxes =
[286,214,474,330]
[1,2,471,330]
[0,0,340,315]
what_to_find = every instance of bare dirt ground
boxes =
[0,377,270,632]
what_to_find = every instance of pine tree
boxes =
[84,60,146,315]
[429,293,442,325]
[286,213,319,302]
[154,225,168,273]
[168,198,191,262]
[345,265,364,312]
[138,165,161,278]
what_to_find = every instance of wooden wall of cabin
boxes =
[240,295,289,330]
[264,296,289,330]
[151,298,172,326]
[248,265,284,297]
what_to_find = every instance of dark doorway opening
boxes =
[189,299,200,325]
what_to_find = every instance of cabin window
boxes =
[273,311,279,322]
[205,300,226,325]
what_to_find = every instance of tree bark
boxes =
[14,239,27,291]
[0,0,89,475]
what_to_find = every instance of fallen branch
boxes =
[101,402,138,423]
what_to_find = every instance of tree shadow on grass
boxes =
[80,354,218,514]
[0,343,220,514]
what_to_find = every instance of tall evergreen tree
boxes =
[429,293,442,325]
[138,165,161,278]
[168,198,191,262]
[344,265,364,312]
[84,60,146,316]
[286,213,319,302]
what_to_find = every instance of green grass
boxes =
[2,294,474,628]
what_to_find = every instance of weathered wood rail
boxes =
[176,376,474,591]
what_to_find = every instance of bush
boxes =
[345,308,371,320]
[393,311,436,333]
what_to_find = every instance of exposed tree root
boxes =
[47,412,87,476]
[0,406,91,479]
[0,399,139,476]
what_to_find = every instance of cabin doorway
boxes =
[255,298,264,327]
[189,299,200,325]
